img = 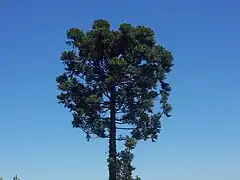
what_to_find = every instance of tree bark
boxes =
[109,85,117,180]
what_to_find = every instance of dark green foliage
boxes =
[116,138,140,180]
[57,19,173,141]
[56,19,173,180]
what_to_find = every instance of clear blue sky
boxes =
[0,0,239,179]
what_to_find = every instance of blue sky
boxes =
[0,0,239,179]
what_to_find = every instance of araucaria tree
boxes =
[56,19,173,180]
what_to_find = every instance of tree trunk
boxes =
[109,85,117,180]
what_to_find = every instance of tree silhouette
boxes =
[56,19,173,180]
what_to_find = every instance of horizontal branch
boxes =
[116,138,127,141]
[100,135,127,141]
[116,127,135,130]
[116,121,127,125]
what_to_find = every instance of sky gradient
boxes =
[0,0,240,179]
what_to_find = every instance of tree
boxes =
[13,174,19,180]
[116,138,140,180]
[56,19,174,180]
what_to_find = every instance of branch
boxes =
[102,135,127,141]
[116,127,135,130]
[116,138,127,141]
[101,108,110,117]
[76,74,85,80]
[103,86,110,99]
[160,110,164,118]
[99,117,110,121]
[116,121,127,125]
